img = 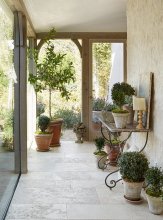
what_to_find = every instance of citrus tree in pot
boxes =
[145,166,163,214]
[93,137,107,169]
[28,29,75,147]
[111,82,135,128]
[118,151,149,201]
[35,115,52,152]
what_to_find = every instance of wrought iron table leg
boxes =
[105,168,122,190]
[139,132,149,153]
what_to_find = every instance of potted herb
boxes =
[111,82,135,128]
[28,29,75,147]
[102,103,116,123]
[92,98,105,130]
[35,115,52,152]
[93,137,107,169]
[145,166,163,214]
[118,151,149,201]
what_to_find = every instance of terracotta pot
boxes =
[123,179,144,201]
[105,143,120,165]
[48,118,63,147]
[35,134,52,152]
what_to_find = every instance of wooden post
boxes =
[82,39,92,140]
[14,11,27,173]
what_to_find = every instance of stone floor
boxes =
[6,141,163,220]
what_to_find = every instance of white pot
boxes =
[146,193,163,215]
[112,112,129,128]
[123,179,144,201]
[95,155,107,169]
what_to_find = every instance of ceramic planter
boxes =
[146,193,163,215]
[123,179,144,201]
[112,112,129,128]
[95,154,107,169]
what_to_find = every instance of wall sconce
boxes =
[133,96,146,129]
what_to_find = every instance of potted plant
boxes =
[118,151,149,201]
[145,166,163,214]
[93,137,107,169]
[35,115,52,152]
[111,82,135,128]
[102,103,116,123]
[105,138,123,165]
[92,98,105,130]
[28,29,75,147]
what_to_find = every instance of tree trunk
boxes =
[49,88,52,118]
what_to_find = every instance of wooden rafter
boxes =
[71,39,82,57]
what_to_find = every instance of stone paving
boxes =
[6,141,163,220]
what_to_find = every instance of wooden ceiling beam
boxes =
[6,0,36,38]
[36,32,127,40]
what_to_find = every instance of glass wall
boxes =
[0,1,20,219]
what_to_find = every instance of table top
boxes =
[98,117,150,133]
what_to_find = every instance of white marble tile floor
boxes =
[6,141,163,220]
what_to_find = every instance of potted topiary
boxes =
[35,115,52,152]
[92,98,105,130]
[93,137,107,169]
[111,82,135,128]
[118,151,149,201]
[28,29,75,147]
[145,166,163,215]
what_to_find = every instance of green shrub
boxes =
[2,110,14,151]
[118,151,149,182]
[53,108,81,129]
[37,115,50,132]
[92,98,105,111]
[145,166,163,198]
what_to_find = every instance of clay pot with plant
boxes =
[145,166,163,215]
[118,151,149,201]
[35,115,52,152]
[111,82,135,128]
[28,29,75,147]
[93,137,107,169]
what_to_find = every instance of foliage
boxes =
[28,29,76,117]
[118,151,149,182]
[112,109,129,114]
[92,98,106,111]
[111,82,135,108]
[103,103,116,111]
[145,166,163,198]
[37,115,50,132]
[35,131,51,135]
[94,137,105,152]
[93,43,111,98]
[94,150,107,156]
[2,110,14,151]
[36,102,45,117]
[53,108,81,129]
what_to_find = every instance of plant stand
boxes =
[98,117,150,190]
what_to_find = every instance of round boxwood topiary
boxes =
[38,115,50,132]
[118,151,149,182]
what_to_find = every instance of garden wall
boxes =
[127,0,163,167]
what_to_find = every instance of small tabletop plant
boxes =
[118,151,149,182]
[92,98,106,111]
[111,82,135,113]
[145,166,163,198]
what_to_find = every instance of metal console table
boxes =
[98,117,150,190]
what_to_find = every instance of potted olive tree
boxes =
[93,137,107,169]
[28,29,75,147]
[118,151,149,201]
[35,115,52,152]
[111,82,135,128]
[145,166,163,214]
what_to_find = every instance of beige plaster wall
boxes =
[127,0,163,167]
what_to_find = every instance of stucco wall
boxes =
[127,0,163,167]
